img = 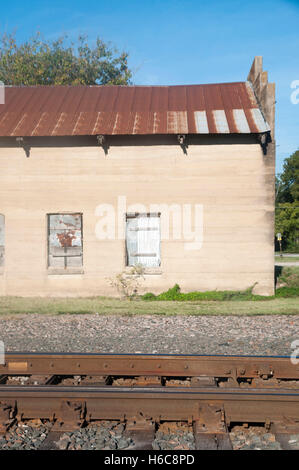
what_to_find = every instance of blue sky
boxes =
[1,0,298,173]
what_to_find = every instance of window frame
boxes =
[125,212,161,270]
[47,212,84,275]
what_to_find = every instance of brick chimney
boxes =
[248,56,275,139]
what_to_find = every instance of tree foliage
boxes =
[275,202,299,249]
[0,32,132,86]
[276,150,299,203]
[275,150,299,250]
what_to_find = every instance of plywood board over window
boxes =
[0,215,4,268]
[126,213,161,268]
[48,213,83,273]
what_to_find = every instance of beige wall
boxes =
[0,136,275,296]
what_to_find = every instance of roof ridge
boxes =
[3,81,247,89]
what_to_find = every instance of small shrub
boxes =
[142,292,157,301]
[275,287,299,297]
[141,284,279,302]
[108,265,145,300]
[276,267,299,288]
[157,284,182,301]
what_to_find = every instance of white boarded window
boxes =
[48,213,83,269]
[126,213,161,268]
[0,215,4,268]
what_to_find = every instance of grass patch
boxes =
[141,267,299,302]
[0,295,299,317]
[275,287,299,297]
[0,266,298,317]
[276,266,299,288]
[275,256,299,262]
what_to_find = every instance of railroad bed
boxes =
[0,353,299,450]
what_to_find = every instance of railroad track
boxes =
[0,353,299,450]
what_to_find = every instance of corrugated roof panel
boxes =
[95,87,119,112]
[103,112,119,135]
[51,112,68,136]
[218,85,241,133]
[213,110,230,134]
[13,112,43,137]
[1,88,36,135]
[77,87,99,112]
[132,87,152,112]
[91,112,103,135]
[222,108,238,133]
[122,111,136,135]
[5,87,34,113]
[1,87,18,110]
[59,112,82,136]
[45,87,72,113]
[0,82,270,136]
[57,87,87,114]
[233,109,251,133]
[152,112,163,134]
[194,111,209,133]
[75,111,98,135]
[205,109,217,134]
[149,87,168,112]
[133,112,152,135]
[114,87,135,113]
[11,113,28,136]
[204,84,224,110]
[239,82,257,109]
[167,111,188,134]
[41,112,66,136]
[250,108,271,133]
[154,111,167,134]
[168,86,187,112]
[186,85,206,111]
[220,83,241,109]
[243,108,259,134]
[19,87,52,114]
[32,112,48,136]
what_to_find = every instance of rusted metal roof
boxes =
[0,82,270,137]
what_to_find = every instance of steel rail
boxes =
[1,353,299,443]
[1,353,298,379]
[1,384,299,397]
[0,385,299,425]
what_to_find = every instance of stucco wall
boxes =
[0,135,275,296]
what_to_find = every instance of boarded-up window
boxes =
[126,213,161,268]
[48,214,83,269]
[0,215,4,268]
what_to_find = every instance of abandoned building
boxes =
[0,56,275,297]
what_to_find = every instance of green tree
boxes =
[0,32,132,86]
[276,150,299,203]
[275,202,299,250]
[275,150,299,250]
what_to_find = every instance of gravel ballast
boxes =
[0,314,298,356]
[55,422,134,451]
[0,313,298,451]
[1,421,299,451]
[0,421,51,450]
